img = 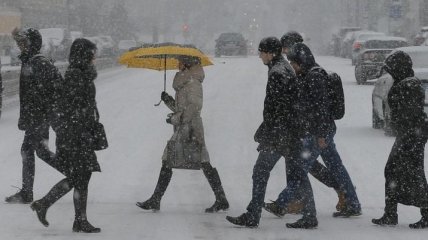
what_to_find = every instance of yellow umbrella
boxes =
[118,43,213,105]
[119,43,213,70]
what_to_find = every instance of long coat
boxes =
[53,64,101,176]
[385,76,428,207]
[161,65,210,167]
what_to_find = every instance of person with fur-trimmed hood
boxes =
[136,54,229,213]
[372,51,428,229]
[5,28,61,204]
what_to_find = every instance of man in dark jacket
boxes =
[226,37,301,228]
[264,32,361,217]
[372,51,428,229]
[5,28,61,204]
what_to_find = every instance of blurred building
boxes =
[340,0,423,39]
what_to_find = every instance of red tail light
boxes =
[353,42,362,50]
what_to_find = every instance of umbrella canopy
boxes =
[118,42,213,70]
[118,42,213,106]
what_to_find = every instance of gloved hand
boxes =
[161,91,171,102]
[166,113,173,124]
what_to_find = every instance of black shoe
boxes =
[372,213,398,226]
[205,199,229,213]
[30,200,49,227]
[226,213,258,228]
[73,219,101,233]
[263,201,287,217]
[136,197,160,211]
[5,191,33,204]
[332,208,362,217]
[409,218,428,229]
[286,216,318,229]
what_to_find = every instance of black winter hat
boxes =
[14,28,42,54]
[69,38,97,67]
[280,31,303,48]
[287,43,316,70]
[258,37,282,55]
[384,50,414,81]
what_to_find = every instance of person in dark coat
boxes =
[5,28,61,204]
[372,51,428,229]
[265,35,361,217]
[226,37,306,228]
[30,38,102,233]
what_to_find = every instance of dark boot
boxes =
[5,190,33,204]
[286,216,318,229]
[372,213,398,226]
[136,166,172,211]
[263,201,287,217]
[264,200,304,217]
[409,208,428,229]
[226,212,258,228]
[30,200,49,227]
[332,207,362,217]
[31,178,72,227]
[73,188,100,233]
[203,166,229,213]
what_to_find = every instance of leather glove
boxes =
[166,113,173,124]
[161,91,170,102]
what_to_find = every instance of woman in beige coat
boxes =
[136,56,229,213]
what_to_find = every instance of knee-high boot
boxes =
[31,178,72,227]
[136,165,172,211]
[73,188,100,233]
[202,164,229,213]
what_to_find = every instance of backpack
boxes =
[311,67,345,120]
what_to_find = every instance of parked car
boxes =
[372,46,428,135]
[39,28,71,61]
[352,36,407,65]
[215,32,247,57]
[355,49,392,85]
[341,30,385,59]
[330,27,361,56]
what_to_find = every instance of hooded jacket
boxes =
[288,43,330,138]
[17,29,62,131]
[386,51,425,134]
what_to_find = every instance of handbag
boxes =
[166,125,201,170]
[92,108,108,151]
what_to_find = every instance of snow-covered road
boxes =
[0,55,426,240]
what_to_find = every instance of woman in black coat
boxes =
[372,51,428,228]
[30,38,102,233]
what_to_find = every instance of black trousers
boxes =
[21,125,54,194]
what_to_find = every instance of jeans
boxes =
[278,130,361,212]
[277,135,318,218]
[320,130,360,211]
[246,149,283,222]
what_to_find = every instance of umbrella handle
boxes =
[154,99,162,107]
